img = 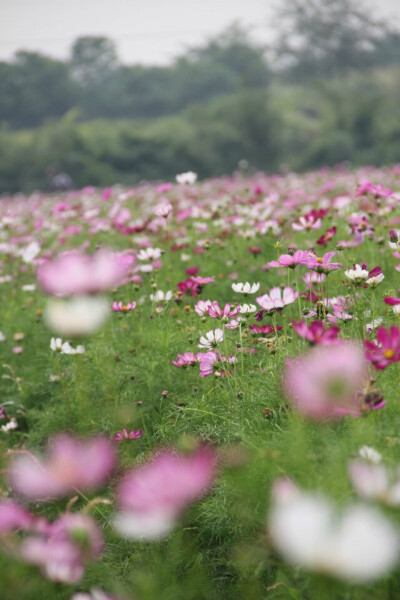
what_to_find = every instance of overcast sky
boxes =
[1,0,399,65]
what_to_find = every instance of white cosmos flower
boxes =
[198,328,224,349]
[20,241,40,263]
[269,481,399,583]
[239,303,257,314]
[366,273,385,287]
[45,296,109,337]
[176,171,197,185]
[50,337,85,355]
[22,284,36,292]
[344,264,369,283]
[231,282,260,294]
[359,446,382,464]
[0,331,5,342]
[149,290,173,303]
[137,248,162,261]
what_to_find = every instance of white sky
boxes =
[0,0,399,65]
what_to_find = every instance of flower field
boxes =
[1,165,400,599]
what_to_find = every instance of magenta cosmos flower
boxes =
[114,447,216,539]
[38,250,128,297]
[113,428,143,442]
[256,286,298,314]
[268,250,311,269]
[292,320,340,345]
[306,252,342,274]
[9,435,115,500]
[365,326,400,370]
[284,342,368,419]
[207,301,239,320]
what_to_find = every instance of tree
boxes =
[272,0,388,79]
[0,51,78,128]
[70,36,119,86]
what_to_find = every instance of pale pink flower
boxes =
[9,435,115,500]
[256,286,298,314]
[284,342,368,419]
[194,299,212,316]
[207,301,239,320]
[306,252,342,274]
[114,447,216,539]
[154,203,172,219]
[292,214,322,231]
[111,301,137,312]
[268,250,311,269]
[20,513,103,583]
[38,250,128,296]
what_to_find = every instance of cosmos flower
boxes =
[194,299,212,316]
[256,287,298,314]
[50,337,85,355]
[111,301,137,312]
[207,301,239,320]
[114,447,215,539]
[45,296,109,337]
[176,171,197,185]
[231,282,260,294]
[149,290,173,303]
[9,434,115,500]
[154,203,172,219]
[38,250,128,297]
[171,352,199,368]
[267,250,311,269]
[113,429,143,442]
[268,479,399,583]
[198,328,224,349]
[284,342,368,419]
[364,326,400,369]
[344,264,369,284]
[306,252,342,274]
[291,320,340,345]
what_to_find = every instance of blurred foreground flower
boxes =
[268,479,399,583]
[46,296,109,337]
[284,342,367,419]
[114,447,216,539]
[38,250,128,296]
[9,434,115,500]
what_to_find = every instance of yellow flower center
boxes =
[317,257,323,264]
[384,349,395,359]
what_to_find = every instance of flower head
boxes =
[365,326,400,370]
[231,282,260,294]
[114,447,215,539]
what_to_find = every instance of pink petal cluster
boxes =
[256,286,298,313]
[9,435,115,500]
[292,320,340,345]
[284,342,368,419]
[111,300,137,312]
[38,250,129,296]
[114,447,216,539]
[113,428,143,442]
[267,250,311,269]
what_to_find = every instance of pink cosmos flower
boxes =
[306,252,342,274]
[267,250,311,269]
[0,500,32,534]
[20,513,103,584]
[113,428,143,442]
[207,301,239,320]
[199,351,218,377]
[284,342,368,419]
[172,352,199,368]
[384,296,400,314]
[191,275,215,285]
[38,250,128,296]
[292,320,340,345]
[256,286,298,314]
[9,435,115,500]
[365,326,400,370]
[154,202,172,219]
[194,299,212,316]
[292,214,322,231]
[249,324,281,335]
[114,447,216,539]
[111,301,137,312]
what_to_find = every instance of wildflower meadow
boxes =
[1,165,400,600]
